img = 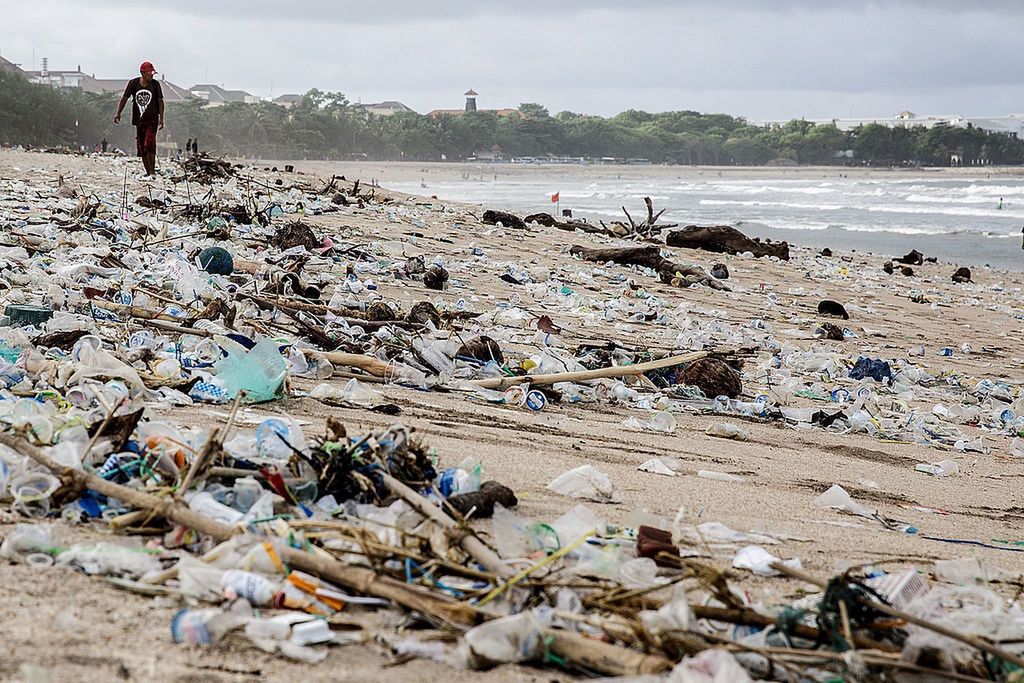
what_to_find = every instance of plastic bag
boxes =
[310,378,381,407]
[547,465,620,503]
[638,457,680,476]
[463,610,546,668]
[214,336,286,403]
[811,483,876,518]
[640,582,692,635]
[56,542,161,578]
[668,649,752,683]
[623,411,676,433]
[705,422,749,441]
[731,545,801,576]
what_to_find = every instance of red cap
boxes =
[140,61,156,75]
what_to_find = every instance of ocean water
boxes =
[389,171,1024,270]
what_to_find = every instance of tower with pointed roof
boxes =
[465,89,478,112]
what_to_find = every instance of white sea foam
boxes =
[700,199,842,210]
[867,204,1024,219]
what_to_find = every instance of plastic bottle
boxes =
[187,491,244,525]
[437,459,482,497]
[255,418,296,461]
[221,570,280,606]
[232,477,262,512]
[705,422,749,441]
[171,600,253,645]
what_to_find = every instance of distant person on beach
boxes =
[186,138,192,156]
[998,197,1004,210]
[192,138,198,155]
[101,138,108,153]
[113,61,164,176]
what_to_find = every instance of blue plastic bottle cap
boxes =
[525,390,546,411]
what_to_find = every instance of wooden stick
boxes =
[770,561,1024,669]
[177,392,243,494]
[138,318,213,337]
[379,473,513,578]
[690,604,894,652]
[90,299,191,322]
[545,630,671,676]
[108,509,151,530]
[469,351,708,390]
[312,350,406,379]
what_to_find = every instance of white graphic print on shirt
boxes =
[135,89,152,118]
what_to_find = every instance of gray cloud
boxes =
[2,1,1021,119]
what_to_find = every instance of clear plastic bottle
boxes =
[171,599,253,645]
[221,570,280,605]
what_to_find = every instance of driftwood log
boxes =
[896,249,924,266]
[606,196,678,237]
[523,212,609,235]
[568,244,729,291]
[482,209,525,230]
[666,225,790,260]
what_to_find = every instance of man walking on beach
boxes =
[113,61,164,176]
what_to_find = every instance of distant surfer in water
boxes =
[998,197,1004,210]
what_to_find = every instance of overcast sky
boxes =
[2,0,1022,120]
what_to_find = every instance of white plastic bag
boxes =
[547,465,620,503]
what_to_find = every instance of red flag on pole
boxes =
[550,192,560,203]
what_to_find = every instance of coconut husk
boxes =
[365,301,397,322]
[443,481,518,519]
[271,221,320,250]
[482,209,526,230]
[817,300,849,320]
[679,357,742,399]
[816,322,845,341]
[424,266,449,291]
[407,301,441,327]
[456,336,504,364]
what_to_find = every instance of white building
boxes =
[751,111,1024,137]
[188,83,260,106]
[353,101,415,117]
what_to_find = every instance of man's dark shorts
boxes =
[135,124,158,157]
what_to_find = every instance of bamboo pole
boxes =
[313,350,405,379]
[690,604,894,652]
[380,473,513,578]
[90,299,193,322]
[469,351,709,390]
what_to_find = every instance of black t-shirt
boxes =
[123,77,163,127]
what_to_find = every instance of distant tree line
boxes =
[2,70,1023,166]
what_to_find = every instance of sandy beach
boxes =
[277,159,1024,185]
[1,149,1023,680]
